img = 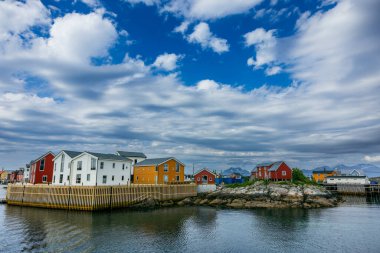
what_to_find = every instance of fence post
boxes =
[109,186,113,210]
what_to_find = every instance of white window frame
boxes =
[164,164,168,172]
[42,175,47,182]
[76,174,81,184]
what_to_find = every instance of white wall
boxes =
[197,184,217,193]
[326,177,369,185]
[69,153,133,186]
[52,152,73,185]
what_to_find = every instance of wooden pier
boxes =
[6,184,197,211]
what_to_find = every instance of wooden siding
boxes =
[194,170,216,185]
[312,171,337,183]
[134,159,185,184]
[6,184,197,211]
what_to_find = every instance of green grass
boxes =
[225,180,255,188]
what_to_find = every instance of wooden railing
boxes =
[6,184,197,211]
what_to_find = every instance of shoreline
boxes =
[132,182,340,210]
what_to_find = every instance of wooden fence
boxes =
[323,184,380,195]
[6,184,197,211]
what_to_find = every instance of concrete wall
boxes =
[197,184,217,193]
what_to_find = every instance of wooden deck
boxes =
[6,184,197,211]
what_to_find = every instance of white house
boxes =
[52,150,82,185]
[69,152,133,186]
[326,176,370,185]
[116,151,146,165]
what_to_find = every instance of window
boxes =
[209,177,212,181]
[122,164,125,170]
[60,154,65,172]
[53,175,55,182]
[164,164,168,172]
[197,177,200,181]
[102,175,107,184]
[100,162,104,169]
[112,175,115,181]
[54,163,57,171]
[42,175,47,182]
[67,175,70,181]
[91,158,96,170]
[136,176,139,182]
[122,176,124,181]
[134,159,137,164]
[59,174,63,183]
[176,175,180,181]
[77,161,82,170]
[40,159,45,171]
[76,174,81,184]
[155,166,158,172]
[112,163,115,168]
[282,171,287,176]
[164,175,168,183]
[176,163,180,172]
[87,174,90,181]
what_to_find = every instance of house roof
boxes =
[313,168,335,173]
[116,151,147,158]
[31,151,55,164]
[86,152,132,161]
[135,157,184,166]
[195,168,217,176]
[255,161,284,172]
[62,150,82,158]
[340,169,365,176]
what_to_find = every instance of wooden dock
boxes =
[6,184,197,211]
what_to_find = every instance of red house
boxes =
[251,161,292,181]
[194,169,217,185]
[29,151,55,184]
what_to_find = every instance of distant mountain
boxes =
[312,164,380,177]
[313,166,332,171]
[222,167,251,177]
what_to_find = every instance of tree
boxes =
[292,168,308,183]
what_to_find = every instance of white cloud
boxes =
[244,28,279,73]
[44,12,117,63]
[187,22,229,54]
[153,53,184,71]
[79,0,101,8]
[125,0,160,6]
[163,0,263,20]
[364,155,380,163]
[173,21,190,34]
[196,79,220,91]
[0,0,50,38]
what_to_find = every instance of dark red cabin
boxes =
[251,161,292,181]
[194,169,217,185]
[29,152,55,184]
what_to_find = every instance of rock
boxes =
[209,198,225,206]
[131,197,157,209]
[182,197,193,205]
[227,199,246,208]
[199,199,209,205]
[193,198,202,205]
[161,200,174,207]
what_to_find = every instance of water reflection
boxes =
[0,197,379,253]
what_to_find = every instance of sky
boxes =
[0,0,380,172]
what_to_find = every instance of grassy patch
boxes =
[225,180,255,188]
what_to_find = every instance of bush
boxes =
[292,168,319,185]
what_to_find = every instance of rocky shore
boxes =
[133,181,339,209]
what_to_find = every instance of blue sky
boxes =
[0,0,380,172]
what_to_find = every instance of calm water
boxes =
[1,187,380,253]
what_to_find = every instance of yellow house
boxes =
[312,168,337,183]
[133,157,185,184]
[0,170,8,183]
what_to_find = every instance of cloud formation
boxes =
[153,53,184,71]
[187,22,229,54]
[0,0,380,171]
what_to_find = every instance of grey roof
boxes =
[116,151,147,158]
[135,157,183,166]
[87,152,132,161]
[340,169,365,176]
[62,150,82,158]
[256,162,275,167]
[256,161,284,171]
